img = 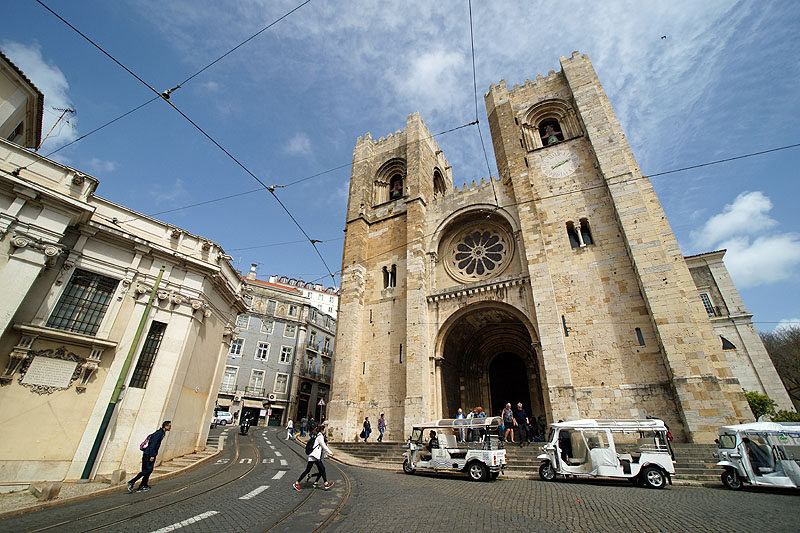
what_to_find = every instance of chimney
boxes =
[247,263,258,280]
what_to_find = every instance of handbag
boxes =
[360,430,366,438]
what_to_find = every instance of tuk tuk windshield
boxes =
[718,434,736,449]
[410,429,423,443]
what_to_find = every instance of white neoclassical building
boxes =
[0,137,246,483]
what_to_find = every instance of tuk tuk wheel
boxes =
[721,468,743,490]
[467,462,488,482]
[539,461,556,481]
[640,466,666,489]
[402,459,415,475]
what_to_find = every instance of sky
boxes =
[3,0,799,332]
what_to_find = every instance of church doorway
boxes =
[437,302,545,421]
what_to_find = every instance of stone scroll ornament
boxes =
[444,222,514,283]
[17,347,84,395]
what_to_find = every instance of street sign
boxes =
[318,398,325,406]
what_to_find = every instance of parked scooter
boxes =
[240,417,251,436]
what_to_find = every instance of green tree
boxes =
[772,410,800,422]
[745,391,776,419]
[760,324,800,410]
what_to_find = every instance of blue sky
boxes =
[4,0,799,332]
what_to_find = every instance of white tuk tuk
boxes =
[402,416,507,481]
[714,421,800,490]
[538,419,675,489]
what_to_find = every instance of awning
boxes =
[216,399,232,408]
[243,399,263,409]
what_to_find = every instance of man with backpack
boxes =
[127,420,171,493]
[293,425,334,491]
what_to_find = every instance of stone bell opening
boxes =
[437,303,545,422]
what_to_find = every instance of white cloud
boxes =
[775,318,800,332]
[283,133,311,156]
[716,234,800,289]
[691,191,778,250]
[149,178,188,207]
[1,40,77,151]
[85,157,116,174]
[200,81,220,92]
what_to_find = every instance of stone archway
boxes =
[436,302,545,421]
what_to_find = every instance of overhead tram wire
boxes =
[468,0,499,208]
[15,0,312,174]
[35,0,337,284]
[297,141,800,286]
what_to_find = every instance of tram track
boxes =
[27,430,261,533]
[260,429,351,533]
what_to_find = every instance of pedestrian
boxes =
[233,410,239,424]
[377,413,386,442]
[309,417,317,435]
[465,408,475,441]
[361,416,371,442]
[293,426,335,491]
[300,416,308,437]
[514,403,531,447]
[127,421,171,493]
[455,407,466,442]
[473,406,486,441]
[502,403,516,443]
[286,419,294,440]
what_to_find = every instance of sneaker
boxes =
[323,481,334,490]
[293,482,302,492]
[126,481,135,493]
[312,482,321,488]
[137,485,151,492]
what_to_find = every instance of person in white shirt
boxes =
[286,419,294,440]
[293,426,334,491]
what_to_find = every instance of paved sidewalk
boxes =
[0,447,220,520]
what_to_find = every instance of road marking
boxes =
[269,445,276,450]
[240,458,252,464]
[280,459,288,466]
[215,459,229,464]
[239,485,270,500]
[272,471,286,480]
[265,440,271,444]
[218,436,226,451]
[263,458,274,464]
[149,510,218,532]
[274,451,282,457]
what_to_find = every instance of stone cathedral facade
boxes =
[327,52,789,444]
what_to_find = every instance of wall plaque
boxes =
[21,356,79,389]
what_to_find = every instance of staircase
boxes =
[329,441,722,484]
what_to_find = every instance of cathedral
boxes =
[327,52,791,444]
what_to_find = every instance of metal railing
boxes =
[219,384,236,393]
[245,386,265,397]
[300,368,331,383]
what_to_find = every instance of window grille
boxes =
[46,268,119,336]
[256,341,270,360]
[700,293,716,316]
[129,321,167,388]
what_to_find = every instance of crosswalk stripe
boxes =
[280,459,288,466]
[274,451,282,457]
[239,485,270,500]
[272,471,286,480]
[149,510,218,532]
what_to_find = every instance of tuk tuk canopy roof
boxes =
[413,416,503,430]
[718,421,800,435]
[551,419,667,431]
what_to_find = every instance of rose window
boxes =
[444,223,513,282]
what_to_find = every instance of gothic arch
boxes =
[519,98,582,151]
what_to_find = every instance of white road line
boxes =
[263,458,274,464]
[214,459,229,464]
[280,459,288,466]
[240,458,252,464]
[272,471,286,480]
[265,440,271,444]
[239,485,270,500]
[274,451,282,457]
[269,445,276,450]
[149,510,218,532]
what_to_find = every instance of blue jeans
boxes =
[378,428,384,442]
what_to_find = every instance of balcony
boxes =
[219,383,236,394]
[300,367,331,383]
[706,306,727,318]
[306,340,333,357]
[245,386,265,397]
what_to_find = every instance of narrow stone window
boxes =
[433,169,446,200]
[700,293,717,317]
[129,321,167,388]
[721,336,736,350]
[538,118,564,146]
[399,343,403,364]
[362,361,366,375]
[369,309,373,323]
[566,222,580,249]
[389,174,404,199]
[635,327,645,346]
[382,266,389,288]
[562,315,569,337]
[390,264,397,288]
[579,218,594,246]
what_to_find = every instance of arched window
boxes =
[579,218,594,246]
[389,174,404,199]
[433,169,446,200]
[538,118,564,146]
[382,266,389,289]
[390,264,397,287]
[566,222,580,249]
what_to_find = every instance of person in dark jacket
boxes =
[128,421,171,492]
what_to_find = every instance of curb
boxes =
[0,448,222,521]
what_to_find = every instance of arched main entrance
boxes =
[437,303,545,423]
